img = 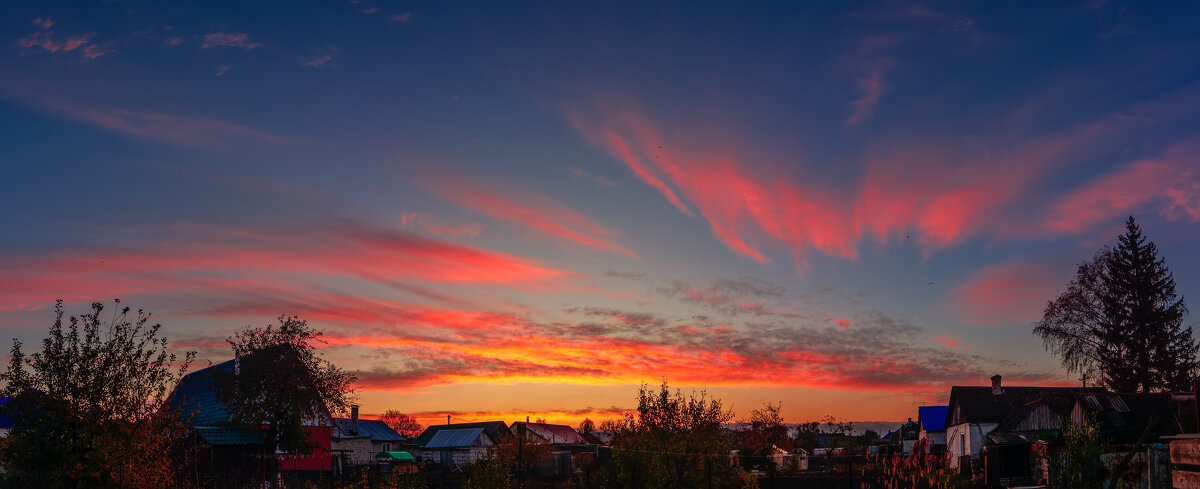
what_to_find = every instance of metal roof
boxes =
[917,406,948,432]
[166,359,236,426]
[195,426,263,446]
[333,418,406,442]
[424,428,486,449]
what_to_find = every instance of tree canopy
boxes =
[1034,216,1196,392]
[607,382,735,489]
[0,300,194,489]
[379,409,425,439]
[214,315,356,455]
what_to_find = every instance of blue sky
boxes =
[2,0,1200,425]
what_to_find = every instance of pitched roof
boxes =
[333,418,406,442]
[1072,391,1178,443]
[424,428,487,449]
[946,386,1106,426]
[412,421,512,447]
[166,359,236,426]
[917,406,948,431]
[511,421,586,444]
[165,344,329,427]
[195,426,263,446]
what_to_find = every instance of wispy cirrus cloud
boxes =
[1042,138,1200,233]
[16,96,286,149]
[301,46,339,68]
[201,32,262,50]
[32,18,54,29]
[568,87,1194,272]
[421,169,638,258]
[389,12,412,24]
[0,221,571,309]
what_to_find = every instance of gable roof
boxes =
[917,406,948,432]
[424,428,488,449]
[1072,391,1178,443]
[946,386,1106,426]
[333,418,405,442]
[166,358,236,426]
[412,421,512,447]
[165,344,329,427]
[511,421,586,444]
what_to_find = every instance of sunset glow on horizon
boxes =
[3,1,1200,428]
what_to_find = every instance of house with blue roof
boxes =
[917,405,949,454]
[331,404,407,467]
[165,345,335,481]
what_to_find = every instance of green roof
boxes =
[195,426,263,446]
[376,451,416,462]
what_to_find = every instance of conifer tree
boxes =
[1035,216,1196,392]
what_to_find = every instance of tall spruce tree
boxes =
[1035,216,1196,392]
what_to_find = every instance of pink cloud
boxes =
[567,95,1158,273]
[32,18,54,29]
[18,31,94,54]
[421,169,638,258]
[947,260,1065,327]
[933,335,958,348]
[1043,140,1200,233]
[163,36,183,48]
[301,46,339,68]
[836,318,851,330]
[389,13,412,24]
[201,32,262,50]
[30,97,285,148]
[0,222,571,309]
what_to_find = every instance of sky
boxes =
[2,1,1200,429]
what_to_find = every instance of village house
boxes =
[944,375,1104,482]
[942,375,1190,487]
[165,344,334,485]
[917,405,948,453]
[410,421,513,467]
[331,404,407,468]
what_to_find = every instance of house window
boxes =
[383,443,391,452]
[959,433,965,456]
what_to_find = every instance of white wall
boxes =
[945,422,998,472]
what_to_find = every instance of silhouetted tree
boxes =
[215,315,355,485]
[792,420,821,454]
[379,409,425,439]
[1034,216,1196,392]
[578,417,596,435]
[0,300,194,489]
[608,382,735,489]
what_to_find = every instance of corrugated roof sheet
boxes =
[195,426,263,446]
[413,421,510,447]
[333,418,406,442]
[424,428,485,449]
[917,406,948,432]
[166,359,236,426]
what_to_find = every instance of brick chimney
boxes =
[351,404,359,434]
[991,375,1004,395]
